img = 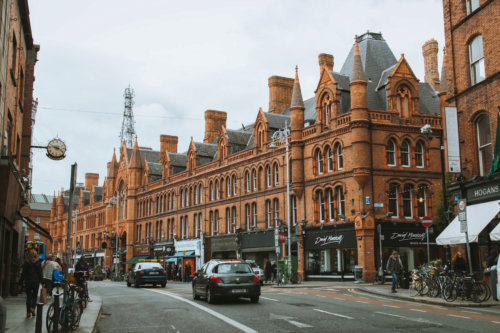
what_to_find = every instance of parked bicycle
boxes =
[46,279,84,333]
[373,267,386,285]
[276,270,302,286]
[75,271,90,308]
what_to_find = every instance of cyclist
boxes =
[75,257,91,302]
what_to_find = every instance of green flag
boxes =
[487,109,500,178]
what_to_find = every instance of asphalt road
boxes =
[90,281,500,333]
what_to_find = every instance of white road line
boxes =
[260,296,279,302]
[376,312,441,326]
[287,320,313,328]
[382,304,399,308]
[355,300,369,304]
[316,295,327,298]
[314,309,353,320]
[409,309,427,313]
[149,289,258,333]
[447,314,470,319]
[491,321,500,324]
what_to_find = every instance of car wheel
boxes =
[207,288,215,304]
[161,283,166,288]
[153,284,157,288]
[134,279,140,288]
[193,287,200,300]
[250,295,259,303]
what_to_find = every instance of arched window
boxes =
[273,163,279,186]
[226,208,231,233]
[401,140,410,167]
[417,185,428,218]
[198,213,202,236]
[476,114,492,176]
[266,200,271,228]
[324,103,329,125]
[232,174,237,195]
[266,165,271,188]
[415,141,424,168]
[209,181,214,201]
[194,186,198,204]
[231,207,237,233]
[290,195,297,226]
[214,210,219,234]
[326,147,333,172]
[180,189,184,207]
[336,143,343,170]
[245,171,250,192]
[209,211,214,236]
[119,182,126,220]
[403,184,413,218]
[396,85,411,118]
[317,190,325,222]
[273,198,279,227]
[252,169,257,191]
[194,213,199,237]
[226,176,231,198]
[317,149,323,175]
[245,204,250,230]
[185,188,189,207]
[327,189,335,221]
[388,183,399,218]
[252,203,257,227]
[387,139,396,166]
[215,179,219,199]
[469,35,485,85]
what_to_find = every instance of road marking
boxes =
[288,320,313,328]
[459,310,480,315]
[260,296,279,302]
[409,309,427,313]
[149,289,257,333]
[270,313,313,328]
[491,321,500,324]
[355,300,369,304]
[382,304,398,308]
[314,309,353,320]
[447,314,471,319]
[316,295,327,298]
[376,312,441,326]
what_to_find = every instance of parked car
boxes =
[245,260,264,286]
[127,260,167,288]
[192,259,261,303]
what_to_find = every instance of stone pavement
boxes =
[2,293,101,333]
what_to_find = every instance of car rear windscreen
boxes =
[216,263,253,274]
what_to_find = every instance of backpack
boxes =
[52,269,63,282]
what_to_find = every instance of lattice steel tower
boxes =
[119,85,136,148]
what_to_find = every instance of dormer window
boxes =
[396,85,411,118]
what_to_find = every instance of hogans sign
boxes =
[304,228,356,250]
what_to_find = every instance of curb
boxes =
[357,287,499,307]
[92,297,103,333]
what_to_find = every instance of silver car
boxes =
[246,260,264,285]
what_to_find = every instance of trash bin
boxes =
[354,265,363,281]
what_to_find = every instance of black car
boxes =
[192,259,261,303]
[127,261,167,288]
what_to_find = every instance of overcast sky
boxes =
[29,0,445,195]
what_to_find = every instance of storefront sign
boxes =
[211,235,237,253]
[134,244,150,256]
[377,223,435,247]
[304,226,356,250]
[467,182,500,202]
[175,239,201,256]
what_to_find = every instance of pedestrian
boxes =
[18,250,42,318]
[264,260,272,283]
[177,264,182,281]
[271,261,277,282]
[167,264,172,280]
[386,250,402,293]
[42,255,61,297]
[185,262,191,282]
[452,252,467,273]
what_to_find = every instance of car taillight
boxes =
[210,275,223,284]
[253,275,260,283]
[139,270,145,276]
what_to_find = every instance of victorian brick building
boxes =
[48,32,445,281]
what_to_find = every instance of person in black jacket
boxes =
[386,251,402,293]
[19,250,42,318]
[452,252,468,273]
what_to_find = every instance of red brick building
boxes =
[48,32,446,281]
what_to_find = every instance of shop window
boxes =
[466,0,480,15]
[403,184,413,218]
[336,187,345,218]
[252,169,257,191]
[266,165,271,188]
[252,203,257,227]
[245,171,250,192]
[476,114,492,176]
[245,204,250,230]
[273,163,279,186]
[415,141,424,168]
[469,35,485,85]
[388,183,399,218]
[317,191,325,222]
[336,143,343,170]
[290,195,297,226]
[326,147,333,172]
[417,185,427,218]
[401,140,410,167]
[386,139,396,166]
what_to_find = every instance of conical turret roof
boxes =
[291,66,304,108]
[350,36,366,82]
[128,137,142,169]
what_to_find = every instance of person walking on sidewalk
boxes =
[386,251,402,293]
[18,250,42,318]
[42,255,61,297]
[264,260,272,283]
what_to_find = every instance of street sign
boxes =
[460,220,467,233]
[421,216,433,228]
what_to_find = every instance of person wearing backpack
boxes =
[42,255,61,297]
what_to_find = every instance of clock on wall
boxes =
[46,138,67,160]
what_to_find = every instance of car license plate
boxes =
[149,272,159,275]
[231,289,247,294]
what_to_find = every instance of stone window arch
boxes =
[415,140,425,168]
[396,85,411,118]
[386,139,397,166]
[401,139,411,167]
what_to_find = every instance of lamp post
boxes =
[107,195,120,280]
[270,121,292,279]
[73,208,78,267]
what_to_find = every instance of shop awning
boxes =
[172,251,195,257]
[125,256,150,264]
[166,257,178,262]
[490,222,500,241]
[436,200,500,245]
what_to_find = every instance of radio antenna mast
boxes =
[119,85,136,148]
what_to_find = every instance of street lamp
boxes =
[270,121,292,280]
[107,194,120,280]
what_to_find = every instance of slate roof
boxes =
[29,194,54,211]
[126,148,162,165]
[418,82,440,115]
[192,142,217,165]
[93,186,103,202]
[147,162,163,182]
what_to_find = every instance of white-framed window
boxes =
[469,35,485,85]
[417,185,427,218]
[232,206,237,233]
[388,183,399,218]
[184,215,189,238]
[273,198,279,226]
[324,103,329,125]
[210,211,214,236]
[199,184,203,204]
[226,208,231,233]
[180,189,184,207]
[317,190,325,222]
[387,139,396,166]
[466,0,480,15]
[477,114,492,176]
[215,179,219,199]
[266,200,272,228]
[185,188,189,207]
[245,171,250,192]
[226,176,231,198]
[336,144,343,170]
[252,169,257,191]
[232,174,237,196]
[266,165,271,188]
[328,189,335,221]
[326,147,333,172]
[401,140,410,167]
[317,149,323,174]
[198,213,203,236]
[337,187,345,218]
[180,216,184,239]
[273,163,279,186]
[290,195,297,226]
[245,204,250,230]
[415,141,424,168]
[252,203,257,227]
[403,184,413,218]
[194,213,199,237]
[194,187,198,204]
[209,181,214,201]
[214,210,219,234]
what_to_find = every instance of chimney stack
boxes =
[422,38,440,91]
[268,76,294,114]
[160,135,178,154]
[204,110,227,144]
[318,53,334,72]
[84,173,99,191]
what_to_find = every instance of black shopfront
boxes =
[304,224,357,278]
[209,234,238,260]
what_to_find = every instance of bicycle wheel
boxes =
[61,307,72,333]
[471,281,490,303]
[46,303,56,333]
[409,279,421,297]
[419,278,431,296]
[79,289,88,309]
[442,282,457,302]
[428,278,440,297]
[71,301,83,330]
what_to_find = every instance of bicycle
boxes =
[373,267,385,285]
[75,271,90,308]
[46,280,83,333]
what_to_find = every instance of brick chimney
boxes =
[268,76,294,114]
[204,110,227,144]
[84,173,99,191]
[422,38,440,91]
[318,53,334,72]
[160,135,178,153]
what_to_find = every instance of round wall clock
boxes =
[46,138,66,160]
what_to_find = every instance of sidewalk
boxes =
[3,293,102,333]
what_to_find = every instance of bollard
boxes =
[54,293,60,333]
[35,303,44,333]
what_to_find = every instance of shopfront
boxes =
[304,224,357,278]
[171,239,201,280]
[376,222,440,271]
[241,230,277,270]
[152,241,174,265]
[209,234,237,259]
